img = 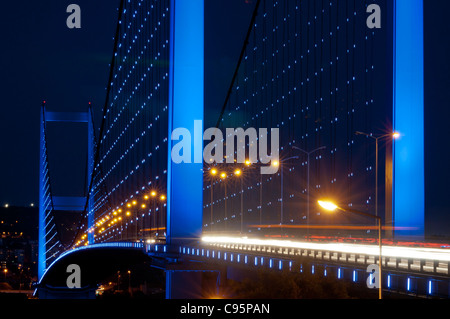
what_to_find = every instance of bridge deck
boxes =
[198,236,450,276]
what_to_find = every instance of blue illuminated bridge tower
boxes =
[38,0,425,284]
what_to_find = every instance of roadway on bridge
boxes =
[201,235,450,263]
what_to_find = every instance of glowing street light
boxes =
[245,160,263,225]
[273,157,299,228]
[147,190,158,238]
[138,201,146,241]
[209,168,219,232]
[127,270,131,294]
[318,199,383,300]
[234,169,244,234]
[159,195,167,237]
[317,200,338,212]
[355,131,400,220]
[221,172,228,230]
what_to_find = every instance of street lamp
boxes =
[355,131,400,220]
[292,146,326,239]
[220,172,228,231]
[160,195,166,237]
[209,168,218,232]
[139,204,146,242]
[234,169,244,234]
[143,195,150,241]
[272,157,299,228]
[127,270,131,295]
[150,191,157,238]
[318,200,383,300]
[251,161,263,225]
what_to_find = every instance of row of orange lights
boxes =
[210,167,241,179]
[76,132,400,247]
[209,159,254,179]
[74,190,167,247]
[209,132,400,176]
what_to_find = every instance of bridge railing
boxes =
[198,237,450,277]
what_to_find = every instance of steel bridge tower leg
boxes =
[38,104,47,279]
[38,103,95,279]
[167,0,204,246]
[87,103,95,245]
[392,0,424,238]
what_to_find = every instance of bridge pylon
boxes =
[166,0,204,246]
[38,101,96,279]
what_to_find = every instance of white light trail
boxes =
[201,236,450,262]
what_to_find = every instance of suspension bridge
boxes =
[35,0,445,299]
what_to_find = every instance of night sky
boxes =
[0,1,449,235]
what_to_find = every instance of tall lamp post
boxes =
[209,168,218,232]
[355,131,400,219]
[150,190,157,238]
[242,160,258,225]
[318,200,383,300]
[140,203,147,242]
[131,200,138,241]
[234,169,244,234]
[292,146,326,239]
[143,195,149,241]
[160,194,166,238]
[220,172,228,231]
[271,156,299,229]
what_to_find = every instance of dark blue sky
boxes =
[0,0,253,202]
[0,0,449,235]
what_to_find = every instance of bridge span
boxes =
[168,235,450,298]
[35,235,450,299]
[35,0,436,301]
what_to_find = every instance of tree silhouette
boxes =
[225,265,353,299]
